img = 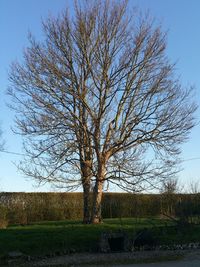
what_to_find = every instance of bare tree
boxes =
[0,132,2,151]
[160,177,179,217]
[160,177,179,194]
[0,123,4,151]
[8,0,197,223]
[189,179,200,194]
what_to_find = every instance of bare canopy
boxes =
[8,0,197,223]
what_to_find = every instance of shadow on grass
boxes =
[0,217,199,259]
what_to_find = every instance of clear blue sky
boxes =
[0,0,200,192]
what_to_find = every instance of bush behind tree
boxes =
[0,192,200,225]
[0,205,8,228]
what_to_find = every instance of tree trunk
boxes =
[83,180,91,224]
[91,180,104,223]
[81,160,92,224]
[91,162,106,224]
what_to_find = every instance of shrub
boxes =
[0,205,8,229]
[1,192,200,224]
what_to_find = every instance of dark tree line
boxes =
[1,192,200,226]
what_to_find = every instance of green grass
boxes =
[0,217,199,259]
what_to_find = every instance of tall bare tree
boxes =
[0,119,4,151]
[8,0,197,223]
[0,129,3,151]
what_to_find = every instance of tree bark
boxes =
[83,180,91,224]
[81,160,92,224]
[91,161,106,223]
[91,180,104,223]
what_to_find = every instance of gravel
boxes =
[4,249,200,266]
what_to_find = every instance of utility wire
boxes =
[0,149,26,157]
[0,149,200,162]
[182,157,200,162]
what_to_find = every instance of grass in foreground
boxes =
[0,217,199,258]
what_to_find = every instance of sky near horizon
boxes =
[0,0,200,192]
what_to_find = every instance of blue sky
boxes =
[0,0,200,192]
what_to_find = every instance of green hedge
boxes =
[0,192,83,224]
[0,192,200,225]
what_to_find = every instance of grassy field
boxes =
[0,217,200,259]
